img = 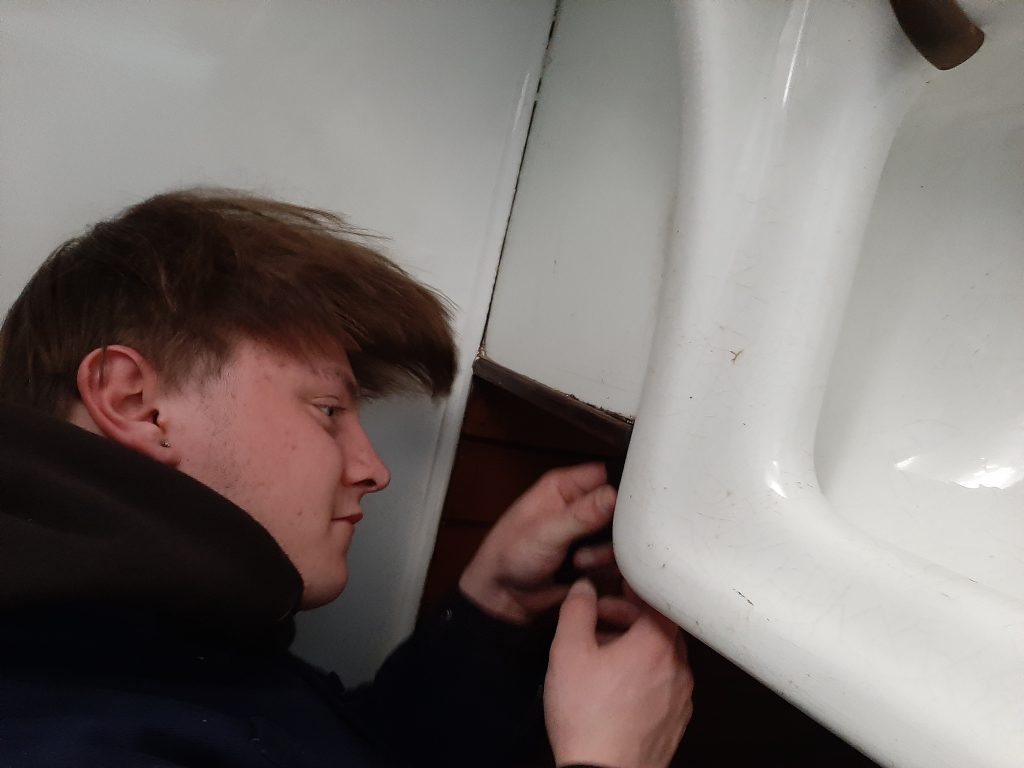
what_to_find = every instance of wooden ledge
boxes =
[472,356,633,455]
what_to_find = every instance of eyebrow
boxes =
[341,375,361,402]
[314,366,361,402]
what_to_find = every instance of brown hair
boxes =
[0,188,457,416]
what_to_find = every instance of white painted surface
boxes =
[484,0,679,418]
[616,1,1024,767]
[0,0,555,683]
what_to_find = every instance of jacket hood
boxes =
[0,402,303,642]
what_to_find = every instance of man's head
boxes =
[0,188,457,607]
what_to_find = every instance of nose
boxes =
[341,418,391,492]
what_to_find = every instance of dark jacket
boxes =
[0,404,548,767]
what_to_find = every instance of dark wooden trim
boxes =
[472,356,633,454]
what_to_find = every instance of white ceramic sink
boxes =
[817,4,1024,609]
[615,2,1024,766]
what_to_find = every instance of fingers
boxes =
[545,462,608,504]
[622,580,642,605]
[573,542,615,570]
[516,583,570,619]
[596,595,642,628]
[552,579,599,653]
[622,603,682,656]
[611,582,682,647]
[676,630,690,665]
[536,482,616,553]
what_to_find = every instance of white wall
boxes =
[483,0,679,418]
[0,0,555,683]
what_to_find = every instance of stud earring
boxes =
[159,439,171,448]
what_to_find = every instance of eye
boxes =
[316,404,342,419]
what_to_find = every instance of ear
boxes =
[75,345,182,466]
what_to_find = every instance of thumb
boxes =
[541,484,616,551]
[552,579,599,653]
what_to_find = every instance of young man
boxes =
[0,189,692,767]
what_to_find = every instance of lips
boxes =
[333,512,363,525]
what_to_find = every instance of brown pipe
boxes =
[890,0,985,70]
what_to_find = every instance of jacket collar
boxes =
[0,402,303,648]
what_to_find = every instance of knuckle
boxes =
[540,467,568,486]
[571,501,591,524]
[537,470,568,502]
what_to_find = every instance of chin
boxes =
[298,571,348,610]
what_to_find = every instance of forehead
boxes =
[226,340,360,397]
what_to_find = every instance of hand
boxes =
[544,579,694,768]
[459,462,617,624]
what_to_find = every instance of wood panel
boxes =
[470,358,631,454]
[442,439,598,525]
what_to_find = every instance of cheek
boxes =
[177,397,343,548]
[247,426,345,521]
[171,398,245,498]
